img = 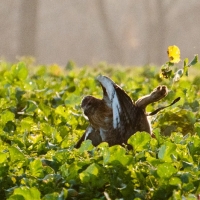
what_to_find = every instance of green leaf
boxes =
[8,187,41,200]
[55,105,69,119]
[29,159,44,178]
[39,102,51,117]
[194,122,200,137]
[0,152,8,163]
[12,62,28,80]
[9,146,25,163]
[78,140,94,152]
[157,163,177,178]
[158,142,177,162]
[184,58,189,76]
[42,192,59,200]
[103,145,132,166]
[79,163,107,188]
[188,54,198,67]
[25,100,38,113]
[42,188,70,200]
[169,177,182,186]
[40,123,53,137]
[128,132,151,151]
[0,110,15,126]
[20,117,35,132]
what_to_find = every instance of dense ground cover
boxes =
[0,60,199,200]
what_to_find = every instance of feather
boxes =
[97,75,121,129]
[75,75,173,148]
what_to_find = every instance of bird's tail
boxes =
[147,97,180,116]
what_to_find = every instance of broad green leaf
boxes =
[36,65,47,76]
[28,133,43,144]
[64,94,79,106]
[42,193,59,200]
[20,117,35,132]
[169,177,182,186]
[55,105,69,119]
[79,163,106,188]
[52,131,62,143]
[9,146,25,163]
[60,163,81,181]
[8,187,40,200]
[0,152,7,163]
[171,190,181,199]
[12,62,28,80]
[158,142,177,162]
[0,110,15,125]
[182,182,195,193]
[78,140,94,152]
[42,188,69,200]
[25,100,38,113]
[128,132,151,151]
[157,163,177,178]
[103,145,132,166]
[40,123,53,136]
[29,159,44,178]
[39,102,51,117]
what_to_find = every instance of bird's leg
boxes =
[135,85,168,109]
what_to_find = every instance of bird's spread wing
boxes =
[97,75,121,128]
[96,75,138,137]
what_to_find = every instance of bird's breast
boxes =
[88,106,112,130]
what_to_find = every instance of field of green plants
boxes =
[0,58,199,199]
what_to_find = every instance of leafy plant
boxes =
[0,55,199,199]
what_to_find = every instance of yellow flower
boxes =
[167,45,180,63]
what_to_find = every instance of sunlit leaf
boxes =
[128,132,151,151]
[29,159,44,178]
[12,62,28,81]
[79,163,107,188]
[169,177,182,186]
[8,187,41,200]
[158,142,177,162]
[103,145,132,166]
[157,163,177,178]
[0,112,15,130]
[0,152,8,163]
[9,146,26,163]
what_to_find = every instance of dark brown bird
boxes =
[75,75,179,148]
[75,75,150,148]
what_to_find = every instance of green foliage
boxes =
[0,60,199,199]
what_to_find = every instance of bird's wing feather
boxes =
[75,126,102,148]
[97,75,137,136]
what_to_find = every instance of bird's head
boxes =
[81,96,99,116]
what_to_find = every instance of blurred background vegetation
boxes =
[0,0,200,67]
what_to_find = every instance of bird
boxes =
[75,75,180,148]
[75,75,150,148]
